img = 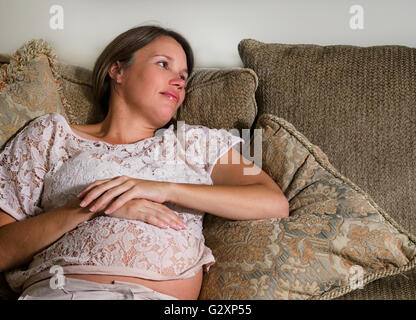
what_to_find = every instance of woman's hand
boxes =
[77,176,171,215]
[101,198,186,230]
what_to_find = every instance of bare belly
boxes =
[65,267,203,300]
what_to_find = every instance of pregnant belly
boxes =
[65,267,203,300]
[32,216,206,276]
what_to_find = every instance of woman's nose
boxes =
[169,75,185,89]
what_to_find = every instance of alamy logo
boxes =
[154,121,263,176]
[349,5,364,30]
[348,265,365,290]
[49,5,64,30]
[49,265,65,289]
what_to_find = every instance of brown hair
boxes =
[91,25,194,120]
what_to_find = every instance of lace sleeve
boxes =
[183,124,245,178]
[0,115,53,220]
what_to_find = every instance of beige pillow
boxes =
[0,40,69,151]
[199,113,416,300]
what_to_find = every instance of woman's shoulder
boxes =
[176,122,238,141]
[0,113,66,161]
[165,122,243,150]
[23,112,65,130]
[35,112,66,125]
[5,112,65,147]
[174,122,210,136]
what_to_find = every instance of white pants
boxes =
[18,277,178,300]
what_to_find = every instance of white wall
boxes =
[0,0,415,70]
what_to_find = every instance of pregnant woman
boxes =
[0,25,289,300]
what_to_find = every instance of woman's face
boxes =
[112,35,189,127]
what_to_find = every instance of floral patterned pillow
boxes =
[200,113,416,300]
[0,39,69,151]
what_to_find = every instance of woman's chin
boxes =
[155,112,175,127]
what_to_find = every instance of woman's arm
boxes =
[0,199,96,272]
[82,147,289,220]
[166,147,289,220]
[166,182,289,220]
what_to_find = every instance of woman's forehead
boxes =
[143,37,185,57]
[133,37,187,68]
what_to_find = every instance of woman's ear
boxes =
[108,61,124,84]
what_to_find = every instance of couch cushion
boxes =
[0,54,10,64]
[238,39,416,237]
[176,68,258,131]
[0,39,69,151]
[199,113,416,300]
[335,267,416,300]
[57,63,258,132]
[56,62,104,125]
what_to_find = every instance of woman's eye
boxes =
[158,61,168,68]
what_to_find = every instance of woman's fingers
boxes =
[89,184,134,213]
[110,199,186,231]
[80,179,187,230]
[134,200,187,230]
[103,188,135,214]
[146,215,171,230]
[77,179,110,199]
[151,203,186,230]
[144,211,186,230]
[79,176,130,208]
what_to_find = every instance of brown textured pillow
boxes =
[0,54,10,64]
[238,39,416,239]
[56,62,104,125]
[199,113,416,300]
[0,40,69,151]
[176,68,258,131]
[57,63,258,131]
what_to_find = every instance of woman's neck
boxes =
[85,105,156,145]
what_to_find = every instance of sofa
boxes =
[0,38,415,300]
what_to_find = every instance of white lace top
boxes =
[0,113,244,292]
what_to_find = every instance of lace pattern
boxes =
[0,113,244,292]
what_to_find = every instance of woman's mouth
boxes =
[161,92,179,103]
